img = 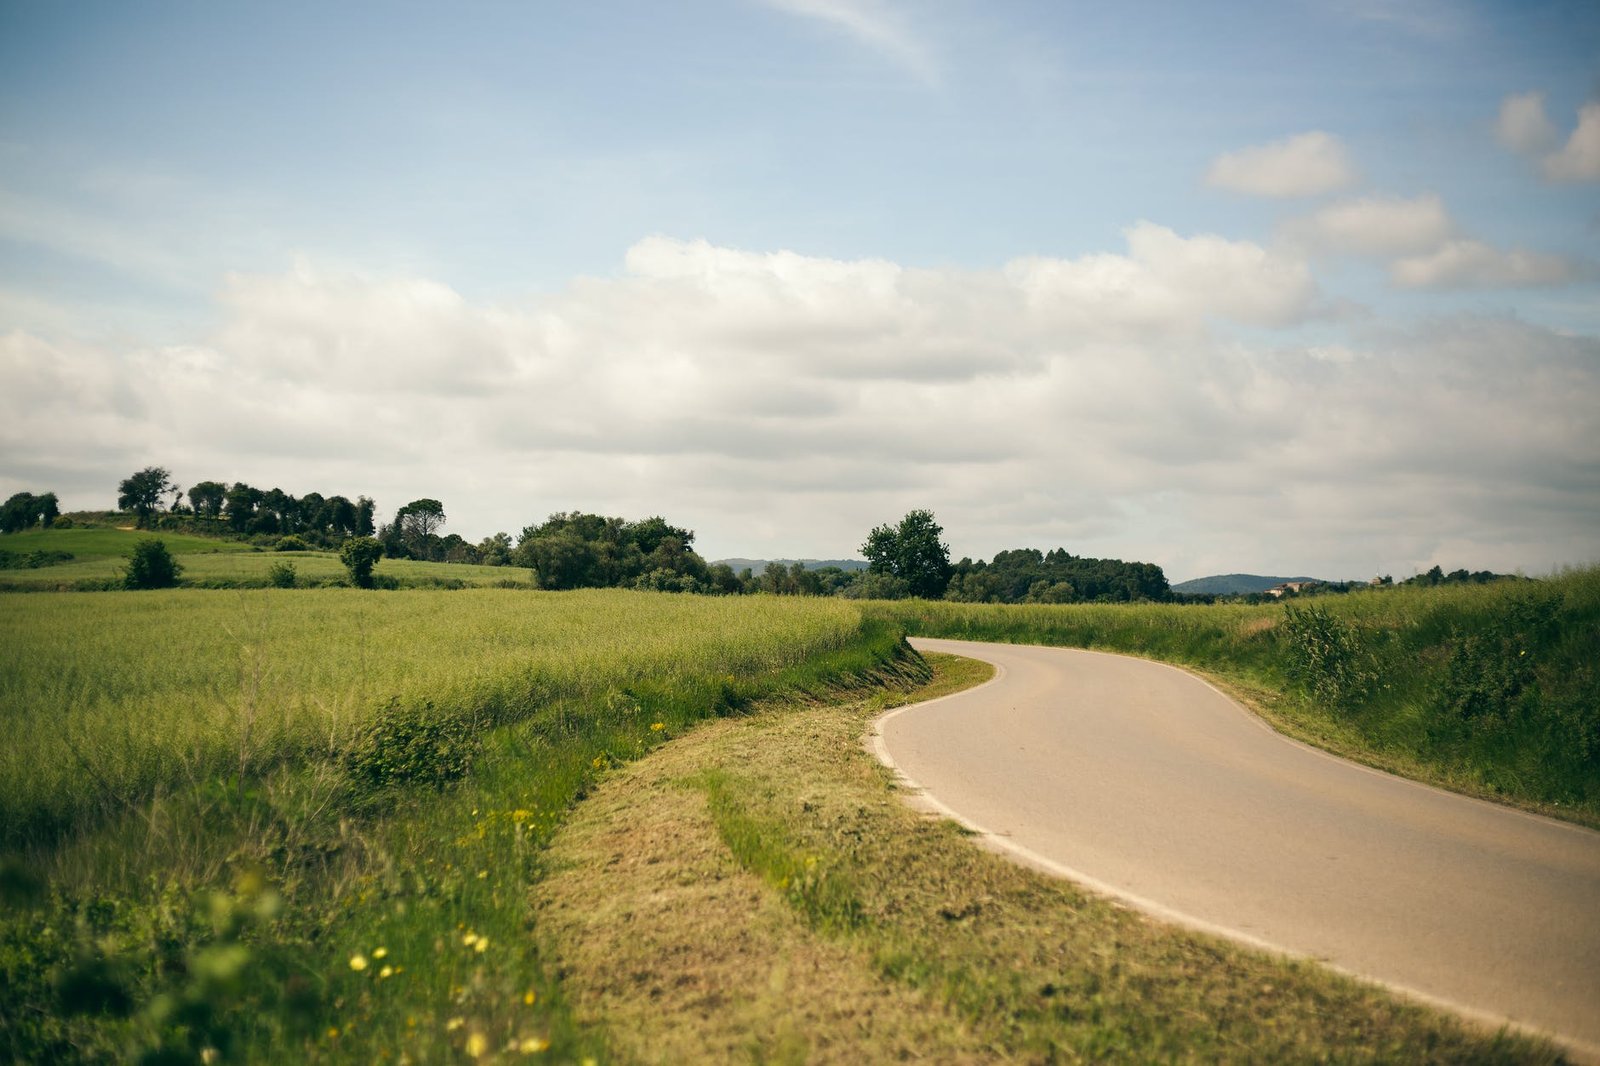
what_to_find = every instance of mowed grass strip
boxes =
[536,654,1562,1064]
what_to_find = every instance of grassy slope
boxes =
[535,655,1559,1064]
[0,590,913,1064]
[0,526,526,589]
[866,569,1600,826]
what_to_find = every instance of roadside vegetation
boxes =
[868,566,1600,825]
[0,589,905,1063]
[536,654,1560,1064]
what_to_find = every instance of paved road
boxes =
[874,638,1600,1058]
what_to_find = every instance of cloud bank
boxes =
[4,233,1596,581]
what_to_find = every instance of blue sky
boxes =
[2,0,1597,580]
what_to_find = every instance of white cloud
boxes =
[1391,239,1586,289]
[4,237,1596,580]
[1495,91,1559,155]
[1543,101,1600,182]
[760,0,937,83]
[1205,131,1357,198]
[1284,193,1454,256]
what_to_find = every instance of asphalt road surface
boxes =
[874,638,1600,1058]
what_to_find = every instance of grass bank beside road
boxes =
[867,567,1600,826]
[0,590,909,1063]
[536,654,1559,1063]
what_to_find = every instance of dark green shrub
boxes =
[267,561,296,589]
[344,699,477,789]
[274,535,309,552]
[1281,604,1373,710]
[123,539,183,590]
[339,536,383,588]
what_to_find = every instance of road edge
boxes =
[867,639,1600,1065]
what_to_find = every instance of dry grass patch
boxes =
[536,655,1562,1064]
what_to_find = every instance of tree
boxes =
[340,536,384,589]
[36,492,58,528]
[188,481,227,518]
[117,467,174,528]
[395,499,446,559]
[354,496,377,537]
[861,509,952,599]
[224,483,262,533]
[1,492,37,533]
[123,538,182,589]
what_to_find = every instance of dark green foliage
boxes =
[1,876,323,1064]
[274,535,309,552]
[945,547,1170,604]
[514,511,713,592]
[339,536,383,588]
[118,468,175,528]
[1281,604,1374,710]
[0,548,74,570]
[187,480,228,518]
[861,509,952,599]
[123,539,183,590]
[2,491,58,533]
[267,560,296,589]
[344,699,478,790]
[840,572,913,600]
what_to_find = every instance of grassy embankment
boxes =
[868,568,1600,826]
[0,589,908,1063]
[536,653,1559,1063]
[0,525,529,590]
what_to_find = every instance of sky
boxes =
[2,0,1597,581]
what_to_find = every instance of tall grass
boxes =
[0,589,911,1063]
[0,588,866,847]
[867,567,1600,820]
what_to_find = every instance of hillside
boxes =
[1172,573,1324,596]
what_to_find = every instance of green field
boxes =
[2,569,1591,1062]
[0,526,526,589]
[0,588,908,1062]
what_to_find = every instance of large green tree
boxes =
[187,480,227,518]
[862,509,952,599]
[117,467,174,528]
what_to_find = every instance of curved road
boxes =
[874,638,1600,1058]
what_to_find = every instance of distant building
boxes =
[1266,581,1319,598]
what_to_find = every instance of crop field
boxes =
[869,566,1600,823]
[0,588,907,1062]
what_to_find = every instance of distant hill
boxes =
[714,558,869,573]
[1172,573,1324,596]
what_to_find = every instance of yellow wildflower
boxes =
[446,1017,465,1032]
[466,1031,488,1058]
[523,990,537,1006]
[349,954,369,971]
[650,722,665,732]
[474,936,489,953]
[373,947,388,959]
[379,965,394,979]
[519,1036,551,1053]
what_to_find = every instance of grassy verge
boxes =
[864,568,1600,826]
[535,654,1562,1064]
[0,590,909,1063]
